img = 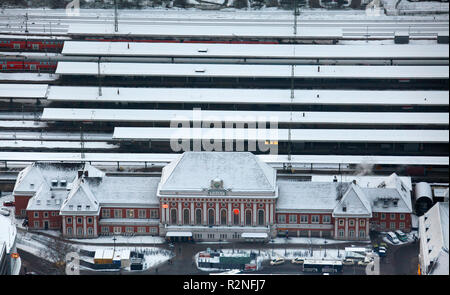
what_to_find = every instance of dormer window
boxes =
[30,183,35,189]
[51,179,58,187]
[60,180,67,187]
[69,205,73,210]
[36,200,41,205]
[86,205,90,210]
[46,200,51,205]
[55,199,61,205]
[77,205,82,211]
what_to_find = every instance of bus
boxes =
[302,259,343,273]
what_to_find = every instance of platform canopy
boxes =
[166,232,193,237]
[241,233,268,239]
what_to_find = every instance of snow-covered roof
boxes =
[60,178,100,215]
[55,62,449,79]
[361,188,412,213]
[0,84,48,98]
[86,176,160,207]
[45,86,449,106]
[13,162,83,195]
[112,127,449,143]
[277,181,341,212]
[419,201,449,275]
[415,182,433,201]
[41,108,449,126]
[333,184,373,217]
[62,41,449,59]
[0,214,16,255]
[311,175,412,191]
[67,23,343,39]
[158,152,277,196]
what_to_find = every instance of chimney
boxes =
[84,170,89,177]
[352,179,357,185]
[333,176,338,183]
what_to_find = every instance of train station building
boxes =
[13,152,413,242]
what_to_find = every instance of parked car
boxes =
[3,201,14,207]
[377,247,387,257]
[291,257,305,264]
[342,258,356,265]
[395,230,408,242]
[357,257,373,266]
[0,207,10,216]
[386,232,400,244]
[270,258,285,265]
[379,242,388,249]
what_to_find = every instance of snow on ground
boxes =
[0,73,59,81]
[69,234,166,245]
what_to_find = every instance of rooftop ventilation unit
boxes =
[198,48,208,53]
[195,68,206,73]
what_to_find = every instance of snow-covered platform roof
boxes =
[62,42,449,59]
[0,84,48,98]
[46,87,449,106]
[0,152,447,166]
[40,108,449,126]
[112,127,449,143]
[55,62,449,79]
[67,23,343,39]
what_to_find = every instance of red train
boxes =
[0,56,57,72]
[0,37,65,52]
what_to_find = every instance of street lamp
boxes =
[324,240,327,257]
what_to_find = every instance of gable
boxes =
[333,184,372,217]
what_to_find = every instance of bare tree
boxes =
[39,238,77,274]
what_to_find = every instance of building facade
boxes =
[13,152,413,241]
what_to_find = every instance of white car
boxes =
[342,258,356,265]
[270,258,285,265]
[386,232,400,244]
[357,257,373,266]
[291,257,305,264]
[0,207,10,216]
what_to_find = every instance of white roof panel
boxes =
[112,127,449,143]
[40,108,449,125]
[55,62,449,79]
[0,84,48,98]
[62,42,449,59]
[46,87,449,106]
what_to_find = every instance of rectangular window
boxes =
[34,221,40,228]
[150,210,158,219]
[359,230,365,238]
[150,227,157,234]
[360,219,365,226]
[381,222,386,229]
[390,222,396,230]
[126,227,134,233]
[77,217,82,224]
[390,214,396,220]
[113,227,121,234]
[399,222,405,229]
[114,209,122,218]
[349,219,354,226]
[289,215,297,224]
[137,227,146,233]
[339,229,344,237]
[126,209,134,218]
[67,217,72,224]
[138,209,146,219]
[101,227,109,233]
[43,212,48,218]
[381,213,386,220]
[400,214,405,220]
[339,219,344,226]
[349,230,355,237]
[323,216,331,224]
[277,214,286,224]
[87,217,93,224]
[311,215,319,223]
[102,209,110,218]
[300,215,308,224]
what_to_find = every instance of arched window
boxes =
[77,227,83,236]
[195,208,202,225]
[258,210,265,226]
[67,227,72,236]
[208,209,215,226]
[233,211,240,225]
[170,208,177,224]
[88,227,94,236]
[183,208,190,225]
[220,209,227,225]
[245,210,252,226]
